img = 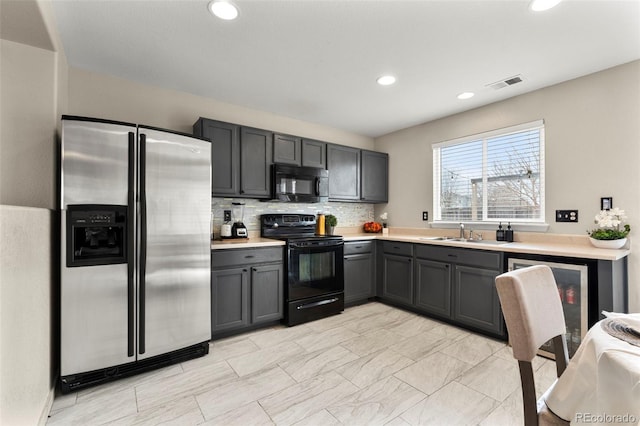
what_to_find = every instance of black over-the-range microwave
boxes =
[271,164,329,203]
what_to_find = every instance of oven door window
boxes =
[288,245,344,300]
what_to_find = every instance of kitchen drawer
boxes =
[344,240,373,255]
[212,247,283,268]
[415,245,502,270]
[382,241,413,257]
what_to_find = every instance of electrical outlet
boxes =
[556,210,578,222]
[224,210,232,222]
[422,211,429,221]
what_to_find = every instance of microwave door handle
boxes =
[315,177,320,196]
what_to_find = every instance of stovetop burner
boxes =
[260,213,342,241]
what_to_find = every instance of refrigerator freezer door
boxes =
[60,118,136,375]
[138,128,211,359]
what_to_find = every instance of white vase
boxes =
[589,237,627,249]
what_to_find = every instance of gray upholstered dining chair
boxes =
[495,265,569,426]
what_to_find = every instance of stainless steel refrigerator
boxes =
[60,116,211,392]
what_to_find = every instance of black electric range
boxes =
[260,214,344,325]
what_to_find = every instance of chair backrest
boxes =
[495,265,567,362]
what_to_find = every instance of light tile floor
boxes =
[48,302,556,425]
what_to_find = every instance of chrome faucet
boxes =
[469,229,474,241]
[459,223,465,239]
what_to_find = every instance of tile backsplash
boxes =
[211,197,374,237]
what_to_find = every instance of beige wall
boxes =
[0,206,55,426]
[0,1,67,424]
[67,68,374,150]
[0,39,60,210]
[374,60,640,311]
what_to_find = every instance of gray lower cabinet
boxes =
[211,267,249,333]
[453,265,502,334]
[344,240,374,304]
[381,242,414,305]
[211,247,284,337]
[414,244,503,336]
[251,264,284,323]
[415,258,452,319]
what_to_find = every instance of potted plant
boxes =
[587,207,630,249]
[325,214,337,235]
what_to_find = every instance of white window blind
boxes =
[433,120,545,223]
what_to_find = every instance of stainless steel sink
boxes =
[464,239,511,245]
[417,236,510,245]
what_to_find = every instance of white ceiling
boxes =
[51,0,640,138]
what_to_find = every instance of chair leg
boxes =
[519,360,538,426]
[552,335,568,377]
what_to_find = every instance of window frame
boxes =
[432,120,546,228]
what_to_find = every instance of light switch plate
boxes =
[556,210,578,222]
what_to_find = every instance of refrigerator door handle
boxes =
[127,131,135,357]
[139,132,147,355]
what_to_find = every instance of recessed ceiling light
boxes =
[377,75,396,86]
[208,0,239,20]
[457,92,475,100]
[529,0,561,12]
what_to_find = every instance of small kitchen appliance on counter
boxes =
[230,202,248,238]
[261,214,344,326]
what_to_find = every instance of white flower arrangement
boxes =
[588,207,631,240]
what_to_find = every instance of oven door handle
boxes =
[296,297,340,310]
[289,241,343,249]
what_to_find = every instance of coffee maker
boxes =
[231,202,248,238]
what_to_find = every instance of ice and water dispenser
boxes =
[66,205,128,267]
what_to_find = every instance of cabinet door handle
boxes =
[243,269,247,272]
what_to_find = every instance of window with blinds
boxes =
[433,120,545,223]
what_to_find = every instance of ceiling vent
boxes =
[486,75,524,90]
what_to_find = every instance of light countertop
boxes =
[211,229,629,261]
[211,237,285,250]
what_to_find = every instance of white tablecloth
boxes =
[545,313,640,426]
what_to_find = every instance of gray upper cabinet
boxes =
[361,150,388,203]
[195,117,387,202]
[240,127,272,198]
[273,133,302,166]
[301,139,327,169]
[193,118,239,196]
[327,144,361,201]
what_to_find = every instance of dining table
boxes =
[545,313,640,425]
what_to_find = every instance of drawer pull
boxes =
[355,246,363,249]
[245,255,255,259]
[448,254,457,258]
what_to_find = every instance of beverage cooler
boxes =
[507,257,589,358]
